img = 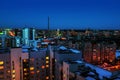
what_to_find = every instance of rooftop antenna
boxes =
[48,16,50,31]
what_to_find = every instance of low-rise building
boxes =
[54,46,82,80]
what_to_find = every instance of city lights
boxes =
[0,66,4,70]
[0,61,4,65]
[46,56,49,60]
[30,67,34,70]
[0,27,120,80]
[41,66,45,69]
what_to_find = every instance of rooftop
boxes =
[57,46,81,54]
[66,60,84,64]
[0,48,10,54]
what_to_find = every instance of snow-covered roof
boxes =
[41,42,49,45]
[59,46,67,50]
[22,45,30,48]
[85,76,95,80]
[85,63,112,79]
[116,50,120,58]
[22,49,28,53]
[88,72,95,76]
[75,60,83,64]
[69,49,81,54]
[31,48,38,51]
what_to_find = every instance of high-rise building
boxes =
[22,28,36,46]
[10,37,21,48]
[0,35,21,48]
[29,28,35,40]
[0,45,52,80]
[13,28,22,37]
[22,44,52,80]
[0,35,11,48]
[83,41,116,64]
[0,48,28,80]
[22,28,29,45]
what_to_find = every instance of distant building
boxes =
[22,28,29,45]
[22,28,36,46]
[0,35,21,48]
[13,28,22,37]
[10,37,21,48]
[0,35,9,48]
[83,41,116,64]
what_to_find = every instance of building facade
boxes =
[83,41,116,64]
[0,48,28,80]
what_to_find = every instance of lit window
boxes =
[30,67,34,70]
[46,61,49,63]
[30,58,34,62]
[110,59,113,62]
[41,66,45,69]
[12,70,15,73]
[30,71,34,74]
[46,65,49,68]
[24,68,27,71]
[36,70,40,73]
[0,66,4,70]
[98,57,100,60]
[7,70,10,73]
[23,59,27,62]
[24,73,28,75]
[0,75,4,79]
[55,59,57,62]
[63,74,66,78]
[46,76,49,79]
[46,57,49,60]
[115,66,118,69]
[12,74,15,78]
[24,77,27,79]
[52,75,54,78]
[0,61,4,65]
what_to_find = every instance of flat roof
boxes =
[0,48,10,54]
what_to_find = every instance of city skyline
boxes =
[0,0,120,29]
[0,27,120,80]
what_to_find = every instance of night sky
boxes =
[0,0,120,29]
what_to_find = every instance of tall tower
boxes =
[48,16,50,31]
[29,28,35,40]
[22,28,29,45]
[48,16,50,37]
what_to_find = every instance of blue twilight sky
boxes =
[0,0,120,29]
